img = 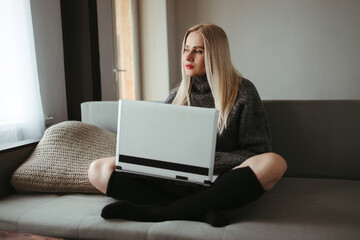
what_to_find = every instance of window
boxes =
[0,0,45,147]
[112,0,139,100]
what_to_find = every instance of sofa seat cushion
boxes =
[0,177,359,240]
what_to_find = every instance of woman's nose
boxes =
[185,52,193,61]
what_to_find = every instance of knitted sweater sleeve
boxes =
[214,80,272,175]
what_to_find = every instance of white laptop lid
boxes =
[115,99,219,185]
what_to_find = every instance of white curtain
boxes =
[0,0,45,146]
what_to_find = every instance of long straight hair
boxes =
[172,24,242,134]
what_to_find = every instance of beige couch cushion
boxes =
[11,121,116,193]
[1,178,360,239]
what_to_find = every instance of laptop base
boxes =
[115,166,213,188]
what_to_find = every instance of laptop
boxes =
[115,99,219,187]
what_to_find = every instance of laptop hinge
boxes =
[204,180,212,185]
[176,175,188,181]
[116,166,122,171]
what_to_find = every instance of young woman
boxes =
[88,23,287,227]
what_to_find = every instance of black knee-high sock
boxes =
[102,167,265,226]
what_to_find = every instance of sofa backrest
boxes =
[81,101,119,133]
[263,100,360,180]
[81,100,360,181]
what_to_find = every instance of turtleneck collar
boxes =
[191,75,211,94]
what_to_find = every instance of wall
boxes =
[138,0,170,101]
[31,0,360,116]
[166,0,181,92]
[169,0,360,100]
[30,0,67,124]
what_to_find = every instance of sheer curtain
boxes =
[0,0,45,146]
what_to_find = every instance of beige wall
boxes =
[138,0,170,101]
[169,0,360,100]
[32,0,360,118]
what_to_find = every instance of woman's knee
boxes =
[88,157,116,193]
[269,153,287,177]
[266,152,287,176]
[259,152,287,190]
[236,152,287,191]
[88,159,100,182]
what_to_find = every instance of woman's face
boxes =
[183,32,206,77]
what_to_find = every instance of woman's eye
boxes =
[184,48,203,54]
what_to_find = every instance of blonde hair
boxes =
[172,23,242,134]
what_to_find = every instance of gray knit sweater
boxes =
[165,75,272,175]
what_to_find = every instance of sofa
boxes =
[0,100,359,240]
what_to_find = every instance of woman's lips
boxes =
[185,64,194,69]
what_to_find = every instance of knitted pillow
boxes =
[11,121,116,193]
